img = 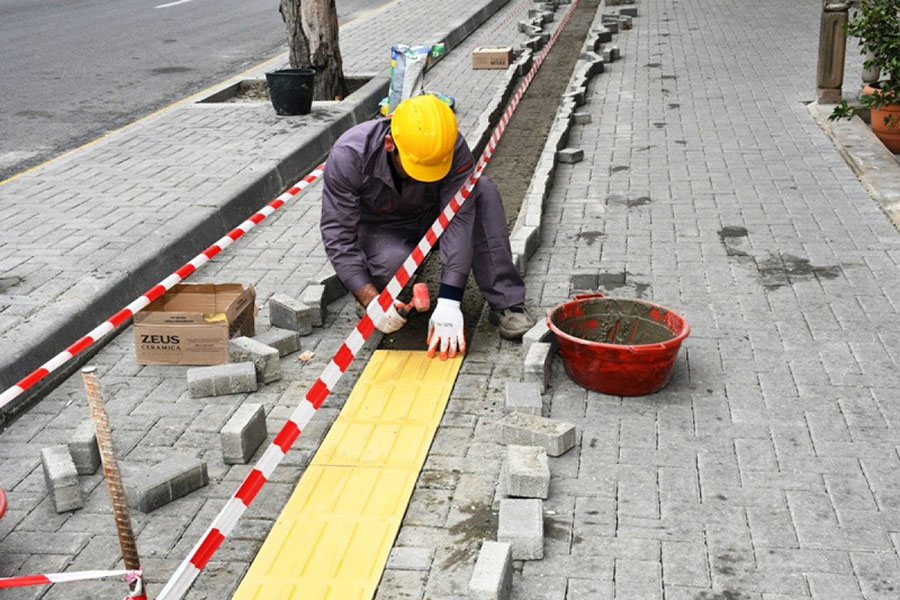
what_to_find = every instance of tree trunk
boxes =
[279,0,348,101]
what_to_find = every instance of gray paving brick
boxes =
[807,573,864,600]
[300,284,328,327]
[615,559,661,600]
[497,498,543,560]
[228,336,281,384]
[186,362,257,398]
[505,445,550,499]
[386,546,433,571]
[496,412,576,457]
[523,342,553,393]
[267,293,314,335]
[504,381,543,416]
[522,318,554,356]
[252,327,301,357]
[468,540,512,599]
[67,420,100,476]
[40,445,83,513]
[124,455,208,513]
[556,148,584,164]
[662,541,710,587]
[572,111,592,125]
[220,403,267,464]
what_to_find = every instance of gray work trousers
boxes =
[358,176,526,310]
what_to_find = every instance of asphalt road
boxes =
[0,0,391,181]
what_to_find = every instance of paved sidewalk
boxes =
[394,1,900,600]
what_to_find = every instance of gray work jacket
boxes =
[320,118,476,293]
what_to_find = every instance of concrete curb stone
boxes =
[808,103,900,224]
[509,22,605,265]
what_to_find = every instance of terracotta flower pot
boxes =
[864,84,900,153]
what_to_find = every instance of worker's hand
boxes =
[367,297,407,334]
[427,298,465,360]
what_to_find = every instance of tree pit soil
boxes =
[223,76,370,103]
[380,0,602,352]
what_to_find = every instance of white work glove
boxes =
[367,297,407,334]
[427,298,465,360]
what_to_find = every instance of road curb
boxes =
[808,102,900,227]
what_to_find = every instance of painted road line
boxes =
[155,0,195,8]
[233,350,462,599]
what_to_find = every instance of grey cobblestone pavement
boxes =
[2,0,898,599]
[394,1,898,600]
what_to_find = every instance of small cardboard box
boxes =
[134,283,256,365]
[472,46,513,70]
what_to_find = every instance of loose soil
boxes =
[380,0,602,351]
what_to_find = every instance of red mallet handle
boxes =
[396,283,431,317]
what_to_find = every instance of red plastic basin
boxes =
[0,487,7,520]
[547,294,690,396]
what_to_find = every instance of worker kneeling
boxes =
[320,94,534,358]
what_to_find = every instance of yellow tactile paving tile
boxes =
[233,351,462,600]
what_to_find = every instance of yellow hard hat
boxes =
[391,95,458,182]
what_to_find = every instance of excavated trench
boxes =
[381,0,602,351]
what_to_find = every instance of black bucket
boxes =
[265,68,315,115]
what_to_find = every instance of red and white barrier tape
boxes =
[158,2,581,598]
[475,0,531,45]
[0,166,326,414]
[0,567,144,597]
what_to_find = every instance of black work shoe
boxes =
[488,304,536,340]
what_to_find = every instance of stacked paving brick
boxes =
[186,298,309,399]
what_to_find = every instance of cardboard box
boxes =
[134,283,256,365]
[473,46,513,70]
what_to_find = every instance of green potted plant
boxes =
[829,0,900,152]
